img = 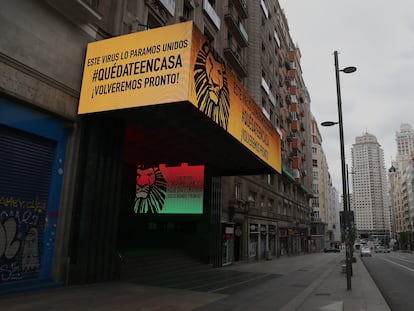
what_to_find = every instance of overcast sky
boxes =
[278,0,414,193]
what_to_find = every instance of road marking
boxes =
[379,256,414,273]
[320,301,344,311]
[389,254,414,264]
[207,273,273,293]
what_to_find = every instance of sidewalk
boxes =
[1,253,390,310]
[282,255,391,311]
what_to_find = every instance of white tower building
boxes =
[351,132,390,241]
[396,123,414,161]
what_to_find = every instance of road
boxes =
[362,251,414,311]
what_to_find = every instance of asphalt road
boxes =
[362,251,414,311]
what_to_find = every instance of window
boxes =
[274,29,280,48]
[267,174,274,185]
[147,14,162,29]
[235,183,241,199]
[268,198,274,210]
[248,191,257,203]
[260,195,265,207]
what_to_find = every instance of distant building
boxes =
[389,123,414,249]
[351,133,390,241]
[309,115,337,250]
[396,123,414,161]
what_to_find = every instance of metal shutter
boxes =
[0,124,55,283]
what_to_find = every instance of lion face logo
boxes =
[194,41,230,130]
[134,166,167,214]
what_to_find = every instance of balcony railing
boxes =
[224,6,248,47]
[223,40,248,77]
[291,119,300,132]
[45,0,102,23]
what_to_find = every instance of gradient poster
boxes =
[134,163,204,214]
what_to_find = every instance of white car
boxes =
[361,247,372,257]
[375,246,390,253]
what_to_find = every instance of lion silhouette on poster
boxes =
[194,41,230,130]
[133,165,167,214]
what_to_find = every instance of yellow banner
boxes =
[78,22,193,114]
[77,22,281,173]
[188,26,281,173]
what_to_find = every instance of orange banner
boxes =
[78,22,193,114]
[78,22,281,173]
[188,26,281,173]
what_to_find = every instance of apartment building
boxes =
[396,123,414,161]
[0,0,313,291]
[309,115,337,250]
[388,124,414,249]
[220,0,312,263]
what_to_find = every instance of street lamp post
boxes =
[346,164,354,276]
[322,51,356,291]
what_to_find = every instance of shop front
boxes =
[222,223,234,266]
[70,21,282,283]
[268,225,277,258]
[249,223,259,259]
[278,227,289,256]
[0,97,68,286]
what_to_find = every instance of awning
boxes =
[120,102,276,176]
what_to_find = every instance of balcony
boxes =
[230,0,248,18]
[45,0,102,23]
[291,119,300,132]
[223,40,248,77]
[290,102,301,115]
[311,216,322,223]
[289,94,298,105]
[291,137,301,151]
[288,50,296,62]
[292,156,302,170]
[289,85,297,95]
[224,6,248,47]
